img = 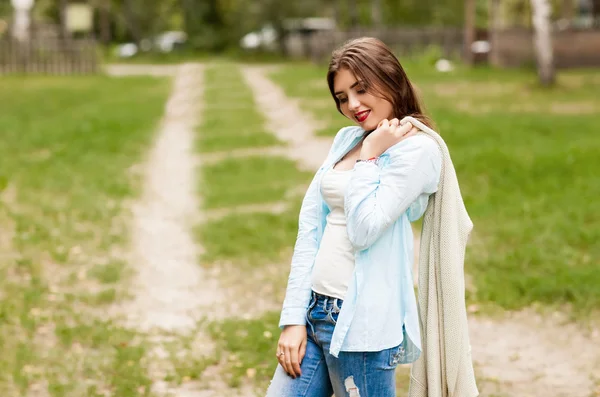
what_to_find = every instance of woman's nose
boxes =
[348,95,360,111]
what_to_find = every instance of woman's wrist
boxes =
[359,148,380,160]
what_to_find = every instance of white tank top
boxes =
[311,167,355,300]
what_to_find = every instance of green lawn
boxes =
[197,63,311,269]
[201,156,310,209]
[198,63,282,152]
[270,63,600,317]
[195,64,315,393]
[11,52,591,396]
[0,75,170,396]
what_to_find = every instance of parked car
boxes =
[154,31,187,53]
[115,42,138,58]
[115,31,188,58]
[240,25,277,50]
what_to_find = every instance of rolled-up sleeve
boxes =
[279,127,353,327]
[279,172,321,327]
[345,134,442,251]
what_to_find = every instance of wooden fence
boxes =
[285,27,464,63]
[0,37,98,75]
[490,27,600,68]
[289,26,600,68]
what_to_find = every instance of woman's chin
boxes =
[361,120,378,131]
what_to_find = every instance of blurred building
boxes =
[489,0,600,68]
[283,18,336,58]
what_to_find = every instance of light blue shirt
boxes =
[279,126,442,358]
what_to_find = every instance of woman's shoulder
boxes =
[332,126,363,146]
[385,134,442,179]
[386,133,441,159]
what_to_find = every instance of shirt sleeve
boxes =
[279,171,321,327]
[279,127,352,327]
[345,134,442,251]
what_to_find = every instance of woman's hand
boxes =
[361,118,418,159]
[276,325,307,378]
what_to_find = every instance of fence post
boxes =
[0,34,98,75]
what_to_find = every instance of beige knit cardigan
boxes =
[401,117,479,397]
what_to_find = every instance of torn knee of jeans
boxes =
[344,376,361,397]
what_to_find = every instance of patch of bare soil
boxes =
[470,310,600,397]
[111,63,240,396]
[240,66,333,173]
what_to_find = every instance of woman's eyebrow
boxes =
[334,81,361,96]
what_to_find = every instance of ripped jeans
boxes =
[266,291,401,397]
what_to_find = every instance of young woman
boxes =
[267,37,477,397]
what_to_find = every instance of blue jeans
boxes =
[266,291,403,397]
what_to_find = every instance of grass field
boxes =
[4,59,598,396]
[195,63,308,389]
[270,62,600,317]
[198,64,281,152]
[196,63,311,268]
[0,75,170,396]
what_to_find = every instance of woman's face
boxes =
[333,68,394,131]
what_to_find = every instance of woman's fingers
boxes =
[289,344,302,377]
[277,344,290,376]
[277,342,303,378]
[395,121,413,136]
[378,118,390,130]
[276,350,284,373]
[277,343,293,378]
[399,126,419,142]
[284,345,296,378]
[299,337,307,366]
[276,326,307,378]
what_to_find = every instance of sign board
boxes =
[66,3,93,33]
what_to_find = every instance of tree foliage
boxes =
[0,0,586,50]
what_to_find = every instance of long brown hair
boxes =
[327,37,434,130]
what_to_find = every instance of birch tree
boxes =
[530,0,555,85]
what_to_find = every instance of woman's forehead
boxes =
[333,69,360,90]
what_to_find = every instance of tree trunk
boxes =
[489,0,501,66]
[593,0,600,22]
[371,0,382,26]
[99,1,112,46]
[123,0,141,44]
[530,0,555,86]
[59,0,70,40]
[463,0,476,65]
[179,0,197,37]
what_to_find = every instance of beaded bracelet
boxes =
[356,157,379,165]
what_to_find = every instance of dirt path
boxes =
[240,66,332,172]
[243,65,600,397]
[108,63,258,397]
[469,310,599,397]
[104,64,180,77]
[124,63,220,333]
